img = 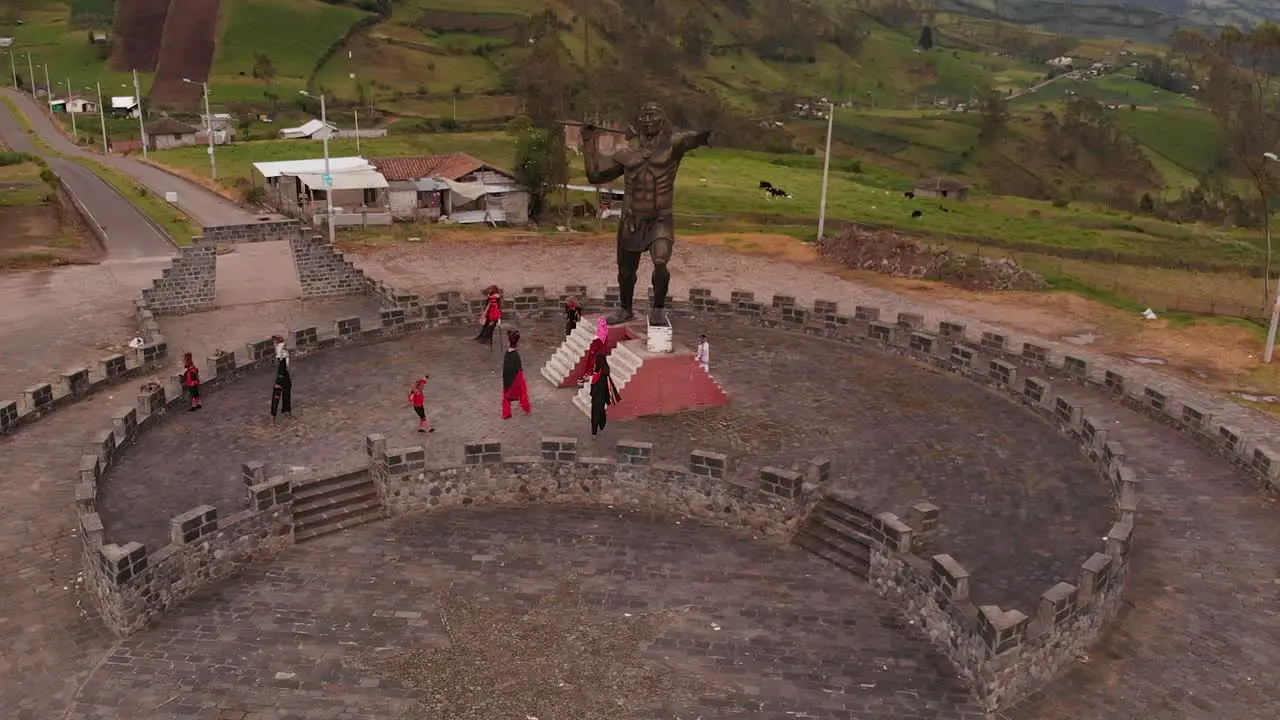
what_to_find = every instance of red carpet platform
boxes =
[540,316,636,388]
[571,324,729,420]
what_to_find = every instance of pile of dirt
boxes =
[817,225,1048,291]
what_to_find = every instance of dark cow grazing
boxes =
[767,187,792,199]
[759,181,774,190]
[910,209,923,219]
[904,191,916,199]
[937,205,950,213]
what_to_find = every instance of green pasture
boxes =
[213,0,370,83]
[1111,107,1222,178]
[150,133,1266,270]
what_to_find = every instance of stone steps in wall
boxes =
[793,524,871,579]
[292,471,384,542]
[295,499,384,543]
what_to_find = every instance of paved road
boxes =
[0,88,256,228]
[0,94,174,260]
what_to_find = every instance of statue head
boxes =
[637,102,669,140]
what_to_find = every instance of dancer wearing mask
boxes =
[502,330,532,419]
[270,335,292,419]
[564,296,583,337]
[476,285,503,345]
[182,353,202,411]
[589,352,621,437]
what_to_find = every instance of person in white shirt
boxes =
[695,334,710,371]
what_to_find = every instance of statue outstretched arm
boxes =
[581,125,625,184]
[673,129,713,155]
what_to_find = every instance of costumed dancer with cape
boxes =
[270,335,292,419]
[589,351,622,437]
[502,329,532,419]
[476,285,503,345]
[564,296,582,337]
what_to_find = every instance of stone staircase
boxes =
[792,494,874,578]
[572,341,645,417]
[540,317,600,387]
[291,469,384,542]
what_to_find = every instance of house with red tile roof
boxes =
[370,154,528,225]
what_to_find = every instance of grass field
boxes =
[213,0,370,89]
[149,132,1268,272]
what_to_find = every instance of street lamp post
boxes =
[7,50,15,89]
[133,69,148,159]
[64,78,77,141]
[816,101,835,243]
[25,54,34,97]
[183,78,216,179]
[299,90,335,246]
[1260,152,1280,363]
[90,82,107,153]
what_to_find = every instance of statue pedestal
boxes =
[646,318,673,354]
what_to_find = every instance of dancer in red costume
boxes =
[564,296,582,337]
[578,337,605,387]
[182,353,203,411]
[501,330,532,419]
[475,285,503,344]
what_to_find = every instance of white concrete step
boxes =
[541,317,599,386]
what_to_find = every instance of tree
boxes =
[512,125,568,221]
[976,88,1009,141]
[1176,24,1280,302]
[918,25,934,51]
[252,53,278,112]
[679,11,711,63]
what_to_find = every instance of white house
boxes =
[63,95,98,114]
[278,118,337,140]
[252,156,377,213]
[111,96,140,118]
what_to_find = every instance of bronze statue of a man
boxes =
[581,102,712,326]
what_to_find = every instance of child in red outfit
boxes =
[182,352,202,411]
[408,376,435,433]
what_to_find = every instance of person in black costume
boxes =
[502,330,532,418]
[270,356,292,418]
[588,352,621,436]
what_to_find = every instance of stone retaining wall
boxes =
[140,239,216,314]
[74,284,1276,657]
[366,435,824,538]
[200,220,303,244]
[288,232,371,298]
[820,371,1137,713]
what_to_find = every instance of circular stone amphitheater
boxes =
[54,273,1280,720]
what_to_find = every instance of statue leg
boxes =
[648,236,673,326]
[610,236,642,324]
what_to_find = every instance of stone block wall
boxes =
[288,233,370,298]
[200,220,303,244]
[140,239,216,315]
[362,435,822,537]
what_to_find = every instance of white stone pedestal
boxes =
[646,319,673,354]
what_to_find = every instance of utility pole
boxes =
[353,108,361,157]
[65,78,77,140]
[816,101,835,243]
[42,65,51,115]
[7,50,15,88]
[94,81,107,153]
[184,78,216,179]
[133,69,148,159]
[26,54,34,96]
[300,90,335,246]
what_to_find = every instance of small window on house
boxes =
[363,188,377,205]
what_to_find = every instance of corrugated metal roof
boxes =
[253,157,372,178]
[292,169,389,190]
